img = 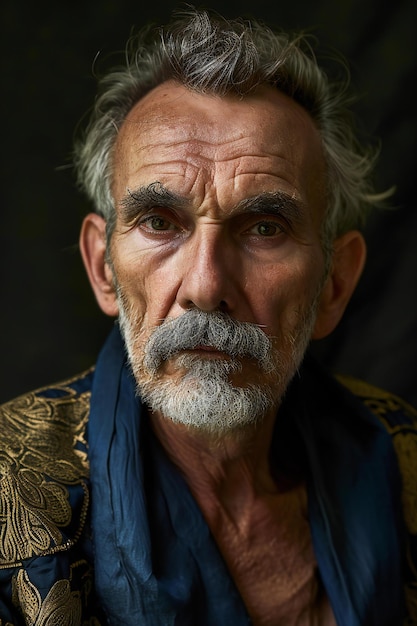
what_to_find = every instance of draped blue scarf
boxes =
[87,325,406,625]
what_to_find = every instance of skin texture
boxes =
[80,81,366,624]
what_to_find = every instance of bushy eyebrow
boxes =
[119,182,306,227]
[119,182,187,223]
[235,192,305,227]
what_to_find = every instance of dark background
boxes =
[1,0,416,406]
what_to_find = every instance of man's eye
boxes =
[252,222,283,237]
[141,216,175,231]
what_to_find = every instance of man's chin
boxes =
[135,371,276,436]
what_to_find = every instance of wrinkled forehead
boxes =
[114,80,324,158]
[111,81,327,224]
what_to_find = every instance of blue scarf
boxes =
[87,325,406,625]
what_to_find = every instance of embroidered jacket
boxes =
[0,351,416,625]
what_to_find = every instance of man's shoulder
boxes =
[0,368,95,433]
[333,374,417,623]
[336,374,417,432]
[0,369,95,467]
[0,369,94,566]
[337,375,417,539]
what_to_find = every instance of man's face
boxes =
[108,81,328,431]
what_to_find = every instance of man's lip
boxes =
[193,345,221,352]
[188,345,229,356]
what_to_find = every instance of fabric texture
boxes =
[0,325,416,624]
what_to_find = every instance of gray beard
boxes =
[117,305,317,436]
[137,352,275,434]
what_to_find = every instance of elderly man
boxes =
[0,8,416,626]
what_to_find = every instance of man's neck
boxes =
[150,408,283,513]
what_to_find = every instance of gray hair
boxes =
[73,8,388,250]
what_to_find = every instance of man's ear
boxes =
[312,230,366,340]
[79,213,119,317]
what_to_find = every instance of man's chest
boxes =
[199,483,337,626]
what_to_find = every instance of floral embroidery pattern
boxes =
[0,380,90,565]
[0,455,72,563]
[12,569,82,625]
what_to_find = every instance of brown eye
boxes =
[139,215,176,232]
[149,217,171,230]
[256,222,281,236]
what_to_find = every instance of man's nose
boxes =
[175,228,238,313]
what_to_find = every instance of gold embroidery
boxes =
[337,375,417,428]
[0,384,90,483]
[338,375,417,622]
[392,433,417,536]
[0,459,71,563]
[0,379,91,565]
[12,569,82,625]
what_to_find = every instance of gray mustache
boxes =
[143,310,273,373]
